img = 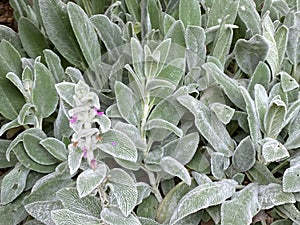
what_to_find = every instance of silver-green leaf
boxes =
[108,168,138,217]
[170,179,237,224]
[1,164,30,204]
[232,136,256,172]
[51,209,101,225]
[160,156,191,185]
[76,163,107,198]
[221,183,260,225]
[178,95,235,157]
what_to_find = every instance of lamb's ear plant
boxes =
[2,0,300,225]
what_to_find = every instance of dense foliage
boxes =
[1,0,300,224]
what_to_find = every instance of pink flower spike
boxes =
[82,146,88,159]
[69,115,78,124]
[94,107,104,116]
[91,159,97,169]
[111,141,117,146]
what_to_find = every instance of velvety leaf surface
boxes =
[178,95,235,157]
[51,209,101,225]
[170,179,237,224]
[221,183,260,225]
[108,168,138,217]
[76,164,107,198]
[1,164,30,204]
[234,35,269,75]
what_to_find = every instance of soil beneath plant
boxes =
[0,0,16,31]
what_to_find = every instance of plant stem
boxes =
[140,93,150,141]
[271,160,289,174]
[142,166,163,202]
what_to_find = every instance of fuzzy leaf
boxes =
[1,164,30,204]
[281,72,299,92]
[0,193,28,225]
[0,40,22,77]
[234,35,269,75]
[262,138,289,163]
[44,49,66,83]
[170,179,237,224]
[0,140,18,168]
[114,122,146,149]
[221,183,260,225]
[262,12,279,76]
[264,97,286,138]
[207,0,239,27]
[148,0,163,30]
[115,81,141,125]
[101,207,141,225]
[213,25,233,67]
[0,25,24,55]
[32,62,58,118]
[130,38,144,81]
[157,182,197,223]
[67,2,101,72]
[23,177,74,205]
[25,200,63,225]
[232,136,256,172]
[202,62,245,110]
[185,25,206,70]
[178,95,235,157]
[76,164,107,198]
[97,129,138,162]
[51,209,101,225]
[211,152,226,179]
[276,204,300,224]
[163,132,199,165]
[165,20,186,48]
[254,84,268,133]
[275,25,288,65]
[124,0,141,21]
[40,138,68,161]
[160,156,191,185]
[247,161,278,185]
[238,0,261,35]
[248,62,271,96]
[13,143,56,173]
[285,129,300,150]
[55,82,76,107]
[145,119,183,138]
[68,146,83,175]
[91,14,123,59]
[108,168,138,217]
[39,0,84,68]
[23,133,59,166]
[137,195,158,219]
[56,188,102,217]
[283,165,300,192]
[286,12,300,65]
[0,40,24,120]
[156,58,185,86]
[18,17,49,58]
[210,103,235,124]
[179,0,201,27]
[240,86,262,142]
[258,183,295,209]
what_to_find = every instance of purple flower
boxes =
[94,107,104,116]
[91,159,97,169]
[82,146,88,159]
[111,141,117,146]
[69,115,78,124]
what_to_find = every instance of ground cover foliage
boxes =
[1,0,300,224]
